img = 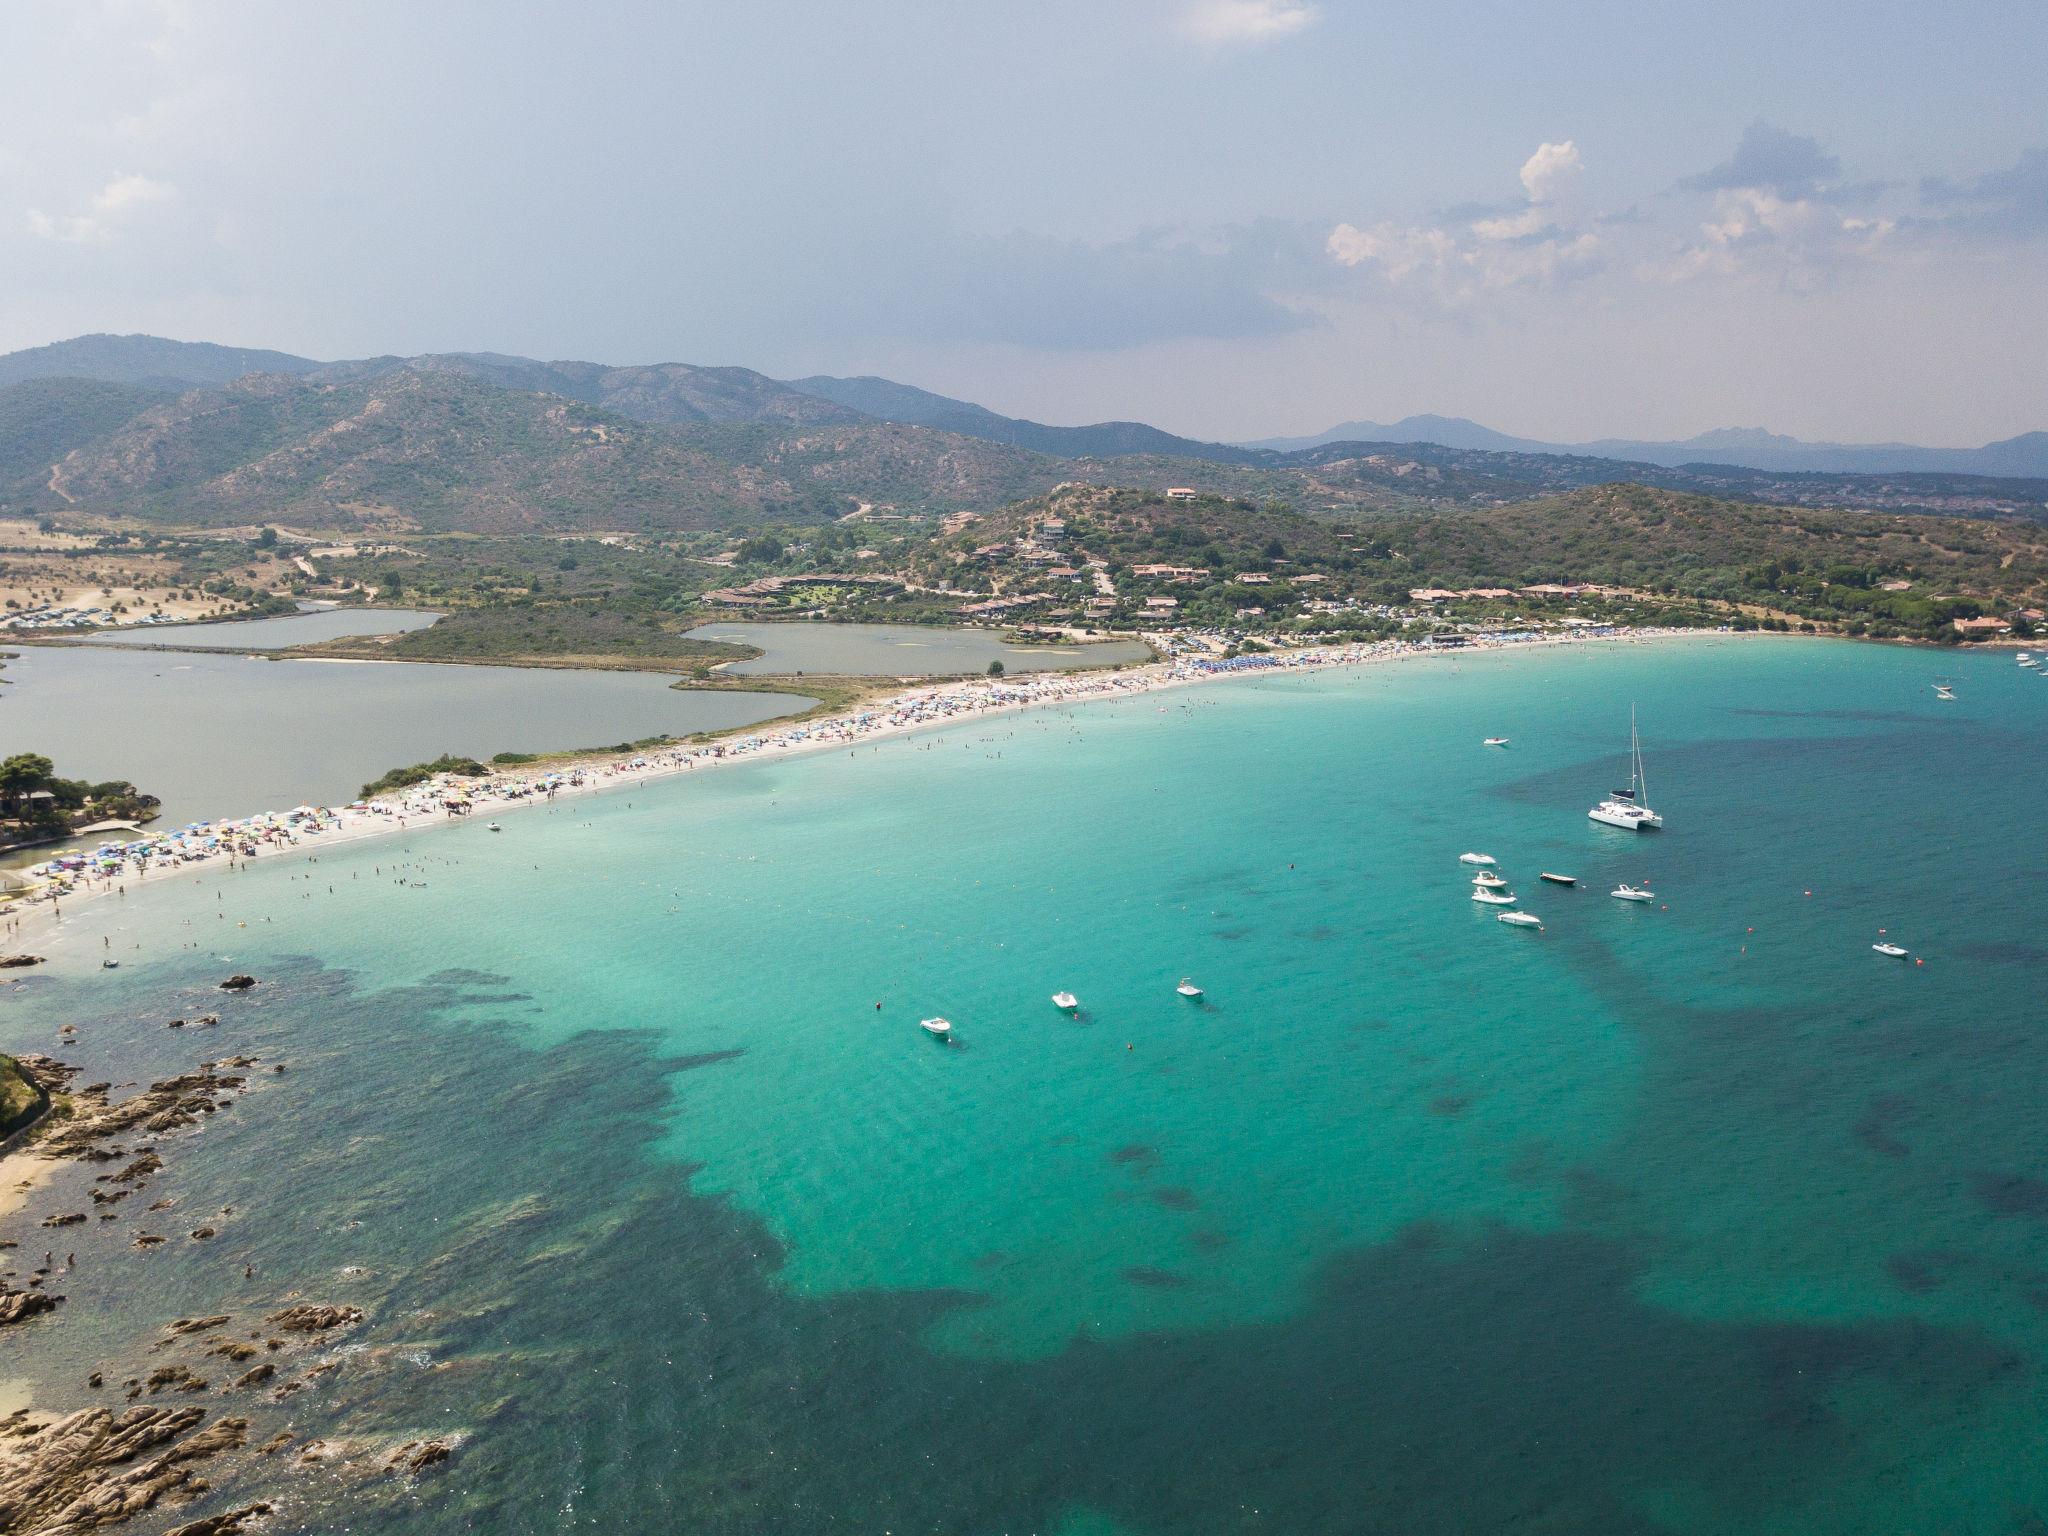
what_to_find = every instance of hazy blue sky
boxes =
[3,0,2044,442]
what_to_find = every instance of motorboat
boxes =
[1589,706,1662,830]
[919,1016,953,1038]
[1611,884,1655,903]
[1872,942,1909,957]
[1458,852,1497,866]
[1483,737,1510,747]
[1497,911,1543,928]
[487,822,503,832]
[1176,978,1204,999]
[1471,888,1517,906]
[1051,991,1079,1011]
[1471,871,1508,889]
[1934,680,1956,699]
[1539,872,1576,886]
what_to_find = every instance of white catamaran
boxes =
[1589,707,1663,831]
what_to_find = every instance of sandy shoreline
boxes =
[3,627,1712,959]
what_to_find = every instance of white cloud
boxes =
[25,172,176,243]
[1518,140,1582,204]
[1181,0,1317,45]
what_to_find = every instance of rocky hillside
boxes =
[39,367,1069,531]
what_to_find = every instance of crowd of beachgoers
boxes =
[3,624,1688,933]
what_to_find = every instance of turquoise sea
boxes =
[6,635,2048,1533]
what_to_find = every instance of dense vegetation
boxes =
[359,754,492,798]
[0,751,158,844]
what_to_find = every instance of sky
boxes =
[2,0,2045,445]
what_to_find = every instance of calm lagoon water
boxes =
[80,605,445,649]
[688,619,1151,675]
[7,636,2048,1533]
[0,643,807,826]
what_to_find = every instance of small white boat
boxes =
[1176,978,1203,999]
[1497,911,1543,928]
[1611,884,1655,903]
[1483,737,1510,747]
[1539,872,1576,886]
[1051,991,1078,1011]
[1872,942,1909,957]
[487,822,503,832]
[1934,681,1956,699]
[1471,871,1508,889]
[1471,888,1517,906]
[919,1016,953,1038]
[1458,852,1497,866]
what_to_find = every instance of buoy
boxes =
[1126,1043,1133,1051]
[1804,890,1812,897]
[1916,958,1924,967]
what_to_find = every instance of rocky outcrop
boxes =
[216,977,256,992]
[0,1290,61,1327]
[264,1305,362,1335]
[0,954,43,969]
[164,1502,273,1536]
[384,1439,452,1474]
[0,1406,245,1535]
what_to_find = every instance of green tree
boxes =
[986,659,1005,676]
[0,753,55,819]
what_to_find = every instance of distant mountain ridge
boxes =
[1246,415,2048,479]
[0,333,321,390]
[0,333,2041,533]
[785,375,1253,463]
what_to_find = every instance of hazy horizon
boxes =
[4,1,2044,447]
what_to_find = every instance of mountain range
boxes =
[0,334,2041,533]
[1243,414,2048,479]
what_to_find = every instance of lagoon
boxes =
[0,643,808,827]
[80,605,444,649]
[688,619,1151,675]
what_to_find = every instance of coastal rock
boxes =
[164,1503,273,1536]
[265,1304,363,1334]
[166,1317,231,1338]
[228,1364,274,1390]
[0,1406,244,1534]
[0,1290,61,1327]
[188,1228,216,1242]
[163,1507,274,1536]
[217,977,256,992]
[0,955,43,968]
[40,1213,85,1228]
[385,1438,452,1474]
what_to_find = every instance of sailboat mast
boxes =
[1633,706,1649,805]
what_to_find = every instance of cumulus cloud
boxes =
[1180,0,1317,45]
[1327,140,1602,300]
[1681,121,1840,200]
[25,172,176,243]
[1920,147,2048,236]
[1519,141,1582,204]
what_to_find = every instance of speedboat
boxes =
[486,822,502,832]
[1934,680,1956,699]
[1051,991,1078,1011]
[1471,888,1517,906]
[1872,942,1909,957]
[1458,852,1497,866]
[1176,978,1204,999]
[1483,737,1510,747]
[1611,884,1655,903]
[1497,911,1542,928]
[919,1016,953,1039]
[1539,872,1576,886]
[1589,706,1662,830]
[1471,871,1508,889]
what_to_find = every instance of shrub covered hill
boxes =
[4,334,2043,534]
[930,483,2048,640]
[25,367,1068,532]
